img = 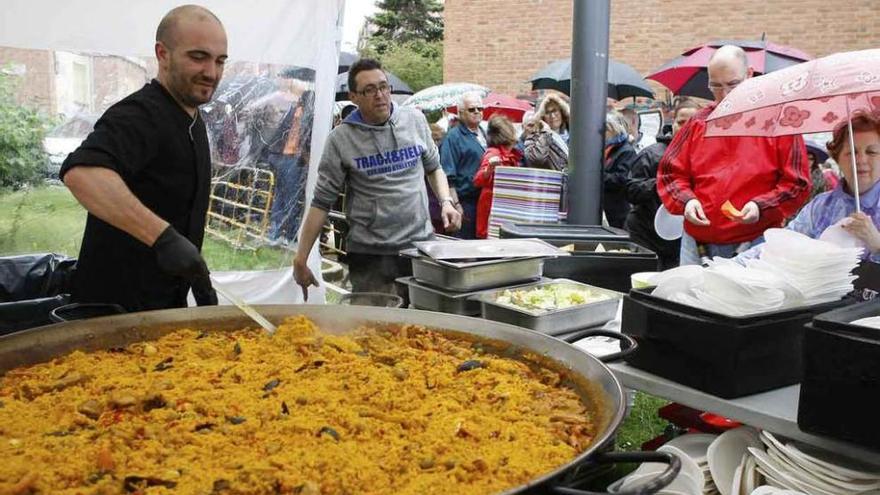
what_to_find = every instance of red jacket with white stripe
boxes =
[657,105,811,244]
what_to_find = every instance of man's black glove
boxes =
[152,226,218,306]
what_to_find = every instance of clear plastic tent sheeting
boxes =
[201,64,316,252]
[0,0,345,304]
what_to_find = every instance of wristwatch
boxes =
[440,197,455,206]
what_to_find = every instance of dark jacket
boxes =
[60,80,211,312]
[440,124,486,200]
[523,130,568,171]
[604,141,636,229]
[624,135,679,267]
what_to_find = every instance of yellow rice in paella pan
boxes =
[0,316,600,495]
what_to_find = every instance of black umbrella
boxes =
[529,58,654,100]
[335,71,414,101]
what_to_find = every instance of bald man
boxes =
[657,45,810,265]
[60,5,227,311]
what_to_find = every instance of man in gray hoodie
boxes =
[294,58,461,299]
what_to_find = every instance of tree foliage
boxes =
[362,39,443,93]
[367,0,443,54]
[0,71,51,189]
[362,0,444,93]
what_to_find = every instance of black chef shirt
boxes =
[60,79,211,312]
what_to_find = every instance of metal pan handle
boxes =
[560,329,637,363]
[49,303,127,323]
[550,450,681,495]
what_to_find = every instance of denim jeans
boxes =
[680,230,764,266]
[267,153,305,243]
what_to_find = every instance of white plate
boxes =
[665,433,718,465]
[732,454,746,495]
[760,432,862,483]
[787,444,880,481]
[749,447,841,495]
[744,454,762,495]
[750,487,808,495]
[764,447,860,494]
[819,220,869,250]
[851,316,880,329]
[655,204,684,241]
[708,427,761,495]
[660,444,707,492]
[763,431,880,480]
[621,471,699,494]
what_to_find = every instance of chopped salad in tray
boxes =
[494,283,613,313]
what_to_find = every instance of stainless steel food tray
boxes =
[474,279,623,335]
[400,249,544,291]
[397,277,550,316]
[413,238,569,260]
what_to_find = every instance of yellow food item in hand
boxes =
[721,200,744,220]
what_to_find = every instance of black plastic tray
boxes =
[799,301,880,450]
[621,288,852,398]
[499,223,630,242]
[543,241,659,292]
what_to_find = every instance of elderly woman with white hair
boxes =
[603,110,637,228]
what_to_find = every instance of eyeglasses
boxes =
[708,79,743,92]
[465,106,484,114]
[545,108,561,117]
[356,83,393,97]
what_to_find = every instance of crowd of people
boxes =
[419,45,875,278]
[54,3,880,308]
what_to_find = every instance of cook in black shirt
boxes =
[60,5,227,312]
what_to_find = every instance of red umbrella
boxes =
[705,48,880,212]
[648,39,811,100]
[447,92,533,123]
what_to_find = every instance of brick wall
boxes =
[0,47,56,113]
[92,56,150,114]
[444,0,880,97]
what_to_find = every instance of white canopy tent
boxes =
[0,0,347,304]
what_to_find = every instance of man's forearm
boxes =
[427,168,454,201]
[63,166,168,246]
[294,206,329,265]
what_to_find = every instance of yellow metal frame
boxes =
[206,166,275,249]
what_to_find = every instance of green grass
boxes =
[0,185,86,256]
[616,392,671,452]
[575,392,671,490]
[0,185,293,270]
[201,238,292,271]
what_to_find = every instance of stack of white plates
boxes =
[747,229,861,305]
[651,258,801,317]
[608,433,719,494]
[651,229,861,316]
[748,431,880,495]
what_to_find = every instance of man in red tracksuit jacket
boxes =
[657,45,811,265]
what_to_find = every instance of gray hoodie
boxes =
[311,104,439,254]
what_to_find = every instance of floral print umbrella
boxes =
[706,48,880,211]
[402,83,490,111]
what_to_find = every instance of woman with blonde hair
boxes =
[523,93,570,171]
[603,110,637,228]
[473,115,522,238]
